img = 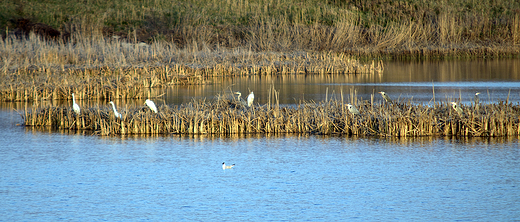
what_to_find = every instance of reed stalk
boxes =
[21,95,520,137]
[0,34,383,102]
[2,0,518,58]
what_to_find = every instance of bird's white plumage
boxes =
[72,93,80,115]
[222,162,235,170]
[347,103,360,115]
[109,101,122,118]
[145,99,158,113]
[247,91,254,107]
[451,102,463,116]
[474,92,480,105]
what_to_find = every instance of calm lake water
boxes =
[1,59,520,220]
[159,58,520,106]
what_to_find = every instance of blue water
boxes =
[1,110,519,221]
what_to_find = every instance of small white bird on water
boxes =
[222,162,235,170]
[72,93,80,115]
[109,101,122,119]
[145,99,158,113]
[247,91,254,107]
[347,103,360,115]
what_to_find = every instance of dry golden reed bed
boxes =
[21,92,520,137]
[0,34,383,102]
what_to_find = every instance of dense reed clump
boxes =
[0,34,383,102]
[21,95,520,137]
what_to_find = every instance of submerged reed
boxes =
[21,95,520,137]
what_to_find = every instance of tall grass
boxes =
[0,33,383,102]
[21,94,520,137]
[2,0,519,58]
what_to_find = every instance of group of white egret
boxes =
[70,93,158,118]
[234,91,255,107]
[71,91,479,119]
[72,90,252,119]
[346,91,481,116]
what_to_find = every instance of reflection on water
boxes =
[382,58,520,82]
[161,58,520,105]
[1,59,519,110]
[0,109,519,221]
[2,59,520,220]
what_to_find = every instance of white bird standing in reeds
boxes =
[247,91,254,107]
[347,103,360,115]
[109,101,122,119]
[222,162,235,170]
[451,102,464,116]
[474,92,480,105]
[145,99,158,113]
[378,91,392,104]
[235,92,242,100]
[234,92,247,106]
[72,93,80,115]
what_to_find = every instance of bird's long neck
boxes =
[111,103,117,113]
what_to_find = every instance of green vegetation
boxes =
[2,0,519,58]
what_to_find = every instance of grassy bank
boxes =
[21,91,520,137]
[2,0,519,58]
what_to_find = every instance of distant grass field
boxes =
[2,0,519,58]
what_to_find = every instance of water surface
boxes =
[164,58,520,106]
[1,59,520,220]
[0,110,519,221]
[13,59,520,109]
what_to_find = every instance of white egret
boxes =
[451,102,463,116]
[222,162,235,170]
[474,92,480,105]
[235,92,242,101]
[247,91,254,107]
[378,91,392,104]
[109,101,122,119]
[347,103,360,115]
[145,99,158,113]
[234,91,247,107]
[72,93,80,115]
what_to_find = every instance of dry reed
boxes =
[0,34,383,102]
[2,0,519,58]
[21,94,520,137]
